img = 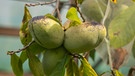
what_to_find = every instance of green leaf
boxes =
[20,51,27,63]
[66,58,81,76]
[113,70,123,76]
[66,59,74,76]
[66,7,82,26]
[19,41,45,64]
[19,6,32,46]
[80,57,98,76]
[78,0,84,4]
[27,50,44,76]
[27,41,45,55]
[45,14,62,26]
[50,54,68,76]
[109,4,135,48]
[11,54,23,76]
[72,59,81,76]
[89,49,96,61]
[132,40,135,58]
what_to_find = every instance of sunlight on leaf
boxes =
[11,54,23,76]
[109,4,135,48]
[113,70,123,76]
[66,7,82,26]
[80,57,98,76]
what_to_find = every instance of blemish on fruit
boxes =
[113,31,120,36]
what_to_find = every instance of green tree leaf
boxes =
[27,50,44,76]
[19,41,45,64]
[11,54,23,76]
[66,7,82,26]
[78,0,84,4]
[72,59,81,76]
[27,41,45,55]
[19,6,32,46]
[66,59,74,76]
[80,57,98,76]
[50,54,68,76]
[89,49,96,61]
[113,70,123,76]
[109,4,135,48]
[81,0,107,23]
[66,58,81,76]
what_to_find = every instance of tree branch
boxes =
[7,40,35,55]
[25,0,57,7]
[75,0,85,22]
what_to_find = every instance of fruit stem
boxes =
[75,0,85,22]
[83,52,90,60]
[69,53,81,59]
[7,40,35,55]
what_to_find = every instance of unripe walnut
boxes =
[64,21,106,53]
[42,46,66,76]
[28,16,64,49]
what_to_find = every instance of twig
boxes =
[105,38,114,72]
[25,0,57,7]
[52,0,62,22]
[56,0,62,22]
[75,0,85,22]
[7,40,35,55]
[101,0,110,25]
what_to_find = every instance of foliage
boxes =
[109,4,135,48]
[8,0,135,76]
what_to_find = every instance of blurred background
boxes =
[0,0,134,76]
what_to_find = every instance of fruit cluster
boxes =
[28,15,106,76]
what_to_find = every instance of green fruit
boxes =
[28,16,64,49]
[42,46,66,76]
[81,0,107,22]
[64,21,106,53]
